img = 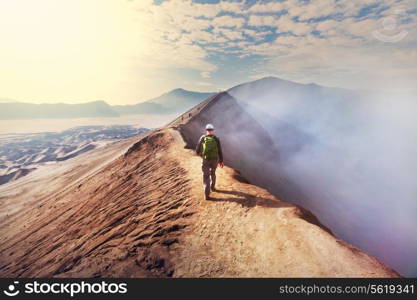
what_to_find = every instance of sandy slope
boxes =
[0,121,399,277]
[0,136,137,226]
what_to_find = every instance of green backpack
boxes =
[202,135,219,160]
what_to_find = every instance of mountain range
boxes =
[0,89,215,120]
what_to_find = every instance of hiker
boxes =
[195,124,224,200]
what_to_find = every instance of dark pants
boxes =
[202,158,218,198]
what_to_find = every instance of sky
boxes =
[0,0,416,105]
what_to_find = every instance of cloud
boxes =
[213,27,245,40]
[276,15,313,35]
[243,28,274,41]
[248,15,278,27]
[129,0,220,74]
[200,71,211,78]
[247,14,313,37]
[212,15,246,28]
[344,18,380,37]
[316,19,339,32]
[185,30,215,43]
[1,0,416,103]
[218,1,245,14]
[118,0,417,94]
[247,1,286,13]
[286,0,337,21]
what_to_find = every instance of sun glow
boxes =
[0,0,150,104]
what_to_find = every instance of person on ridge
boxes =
[195,123,224,200]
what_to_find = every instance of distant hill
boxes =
[112,89,215,115]
[0,89,215,120]
[0,100,118,120]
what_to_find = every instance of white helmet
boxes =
[205,123,214,130]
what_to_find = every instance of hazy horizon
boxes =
[0,113,179,135]
[0,87,215,105]
[2,76,415,106]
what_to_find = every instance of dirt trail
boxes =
[0,125,400,277]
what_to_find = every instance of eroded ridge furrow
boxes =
[0,130,195,277]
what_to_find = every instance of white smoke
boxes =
[228,79,417,276]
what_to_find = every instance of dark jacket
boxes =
[195,134,223,163]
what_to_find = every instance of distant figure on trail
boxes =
[195,124,224,200]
